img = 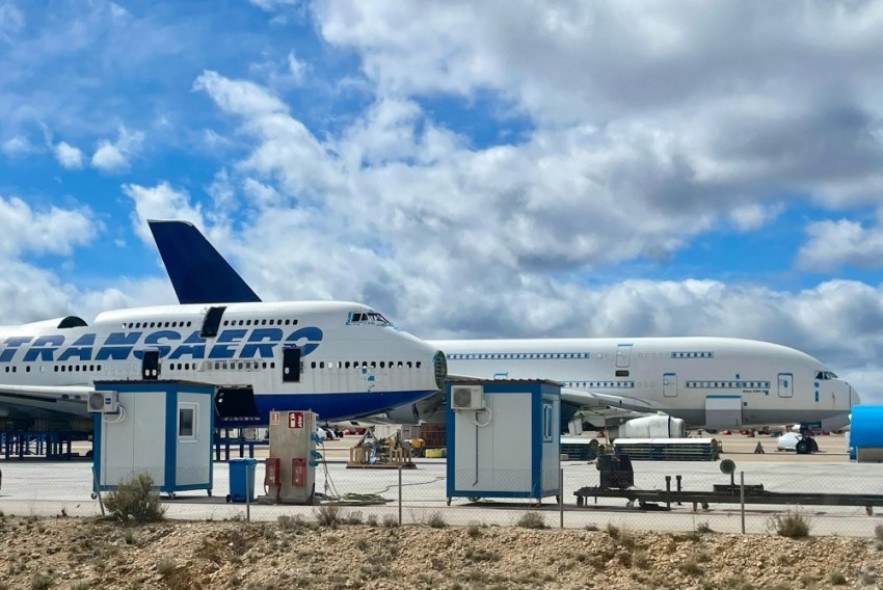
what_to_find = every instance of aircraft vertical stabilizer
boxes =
[148,220,262,304]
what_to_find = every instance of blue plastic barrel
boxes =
[227,458,258,503]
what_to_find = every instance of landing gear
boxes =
[795,437,819,455]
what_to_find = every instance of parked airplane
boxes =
[0,303,446,428]
[148,221,859,438]
[397,337,858,435]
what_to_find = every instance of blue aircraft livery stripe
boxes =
[249,389,434,423]
[0,327,323,362]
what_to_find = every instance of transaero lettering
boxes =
[0,327,323,363]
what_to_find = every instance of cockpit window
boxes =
[368,312,390,325]
[815,371,838,380]
[348,311,392,326]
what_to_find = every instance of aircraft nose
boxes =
[433,350,448,390]
[849,384,860,407]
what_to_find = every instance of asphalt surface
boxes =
[1,433,880,537]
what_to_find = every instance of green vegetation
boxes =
[829,571,847,585]
[30,573,54,590]
[103,473,165,524]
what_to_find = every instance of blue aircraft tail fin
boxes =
[148,220,263,304]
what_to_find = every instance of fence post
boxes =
[559,468,564,530]
[91,466,105,517]
[398,464,403,527]
[740,471,745,534]
[246,460,252,523]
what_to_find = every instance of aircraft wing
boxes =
[559,387,662,412]
[0,383,94,421]
[556,386,665,428]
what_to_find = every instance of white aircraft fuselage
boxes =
[424,336,858,430]
[0,301,444,425]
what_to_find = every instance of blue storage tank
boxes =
[227,458,258,502]
[850,406,883,463]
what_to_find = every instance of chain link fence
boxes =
[1,432,881,539]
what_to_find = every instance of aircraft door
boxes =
[282,347,302,383]
[141,349,160,380]
[616,344,633,368]
[663,372,678,397]
[201,306,227,338]
[777,373,793,398]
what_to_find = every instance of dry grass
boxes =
[516,511,548,529]
[427,512,448,529]
[769,510,811,538]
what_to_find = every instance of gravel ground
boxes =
[0,512,881,590]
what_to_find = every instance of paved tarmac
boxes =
[1,433,880,537]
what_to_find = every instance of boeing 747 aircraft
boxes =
[0,304,445,429]
[149,221,859,435]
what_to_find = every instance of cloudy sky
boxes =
[2,0,883,400]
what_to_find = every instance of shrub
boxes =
[678,556,703,576]
[466,522,483,537]
[427,512,447,529]
[828,571,847,585]
[606,523,621,540]
[382,514,399,528]
[769,510,811,538]
[464,546,499,562]
[343,511,363,525]
[618,528,637,551]
[277,514,311,531]
[30,573,53,590]
[696,521,713,534]
[366,514,378,527]
[632,548,650,569]
[516,512,548,530]
[314,505,342,528]
[156,558,177,577]
[103,473,165,524]
[875,524,883,542]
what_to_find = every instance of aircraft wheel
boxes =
[808,438,819,453]
[795,439,811,455]
[467,496,481,503]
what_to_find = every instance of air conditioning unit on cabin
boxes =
[88,391,119,414]
[451,385,484,411]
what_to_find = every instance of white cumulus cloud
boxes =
[91,126,144,173]
[2,135,38,157]
[797,217,883,271]
[0,196,96,258]
[122,182,206,244]
[53,141,84,169]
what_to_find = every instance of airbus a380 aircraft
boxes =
[0,303,445,428]
[149,221,859,434]
[401,337,858,433]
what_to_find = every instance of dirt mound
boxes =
[0,515,879,589]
